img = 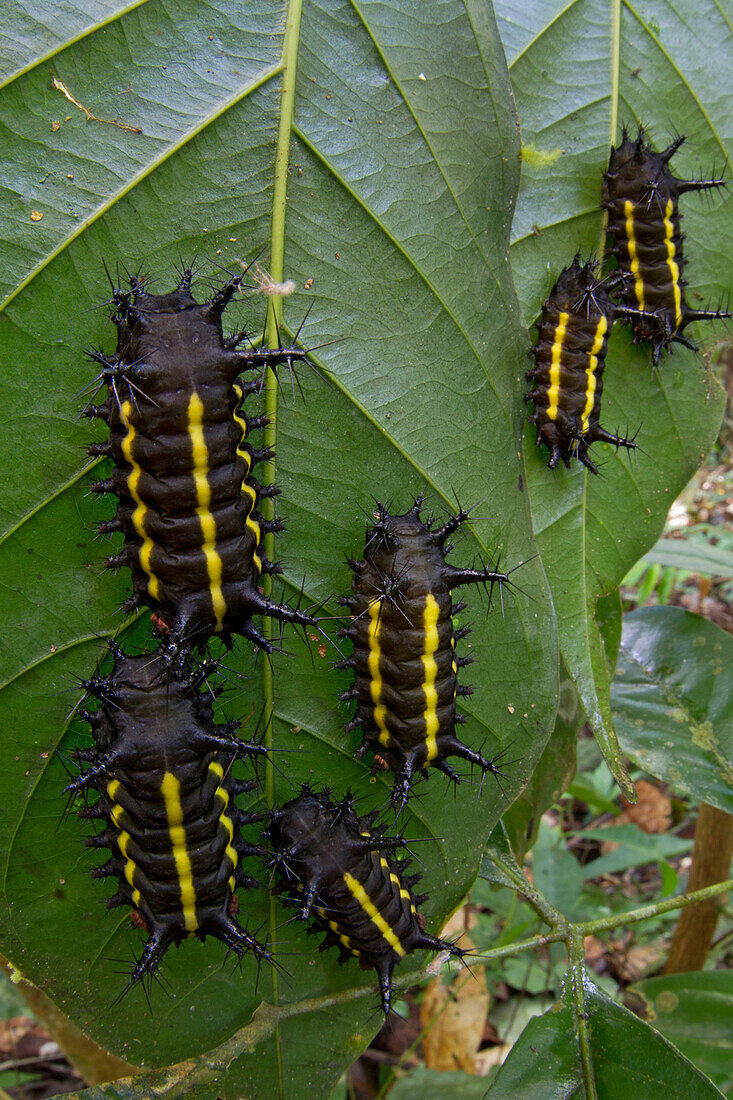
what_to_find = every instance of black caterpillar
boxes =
[85,266,316,652]
[602,127,730,365]
[67,642,271,993]
[337,497,511,809]
[266,786,465,1015]
[526,256,638,473]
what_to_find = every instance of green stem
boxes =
[600,0,622,260]
[609,0,621,150]
[469,879,733,965]
[263,4,304,1097]
[490,849,568,930]
[577,878,733,937]
[567,931,598,1100]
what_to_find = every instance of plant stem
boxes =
[567,931,598,1100]
[264,4,304,1098]
[665,804,733,973]
[470,878,733,963]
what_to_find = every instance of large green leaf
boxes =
[495,0,730,796]
[629,971,733,1096]
[485,976,725,1099]
[612,606,733,812]
[0,1,557,1094]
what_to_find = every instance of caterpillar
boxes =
[265,786,465,1015]
[84,266,316,652]
[525,256,638,473]
[602,126,730,365]
[337,497,512,809]
[66,641,271,994]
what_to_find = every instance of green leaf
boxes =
[486,976,725,1099]
[571,825,691,878]
[503,665,581,860]
[0,1,557,1093]
[612,607,733,812]
[566,774,619,817]
[629,971,733,1095]
[495,0,729,797]
[531,821,587,919]
[389,1066,495,1099]
[642,538,733,581]
[0,2,149,88]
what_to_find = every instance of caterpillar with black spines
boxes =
[526,255,639,473]
[265,785,466,1016]
[67,641,271,995]
[84,264,317,653]
[337,496,514,810]
[602,126,730,365]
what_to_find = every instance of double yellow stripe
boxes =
[380,856,417,915]
[624,199,646,310]
[317,906,360,956]
[209,761,239,876]
[663,198,683,328]
[187,393,227,630]
[343,872,405,956]
[367,601,391,747]
[120,400,160,599]
[160,772,198,932]
[107,779,141,908]
[546,312,569,420]
[580,316,608,434]
[231,384,253,477]
[421,595,441,762]
[231,382,262,572]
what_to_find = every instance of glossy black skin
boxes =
[85,270,315,651]
[267,787,464,1015]
[338,499,509,809]
[603,128,729,364]
[526,257,637,473]
[68,642,270,992]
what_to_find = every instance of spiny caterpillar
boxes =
[66,642,271,994]
[265,785,465,1015]
[602,126,730,365]
[337,497,512,809]
[84,265,316,652]
[526,256,638,473]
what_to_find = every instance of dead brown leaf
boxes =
[475,1044,512,1074]
[420,933,489,1074]
[619,780,672,833]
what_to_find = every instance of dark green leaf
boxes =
[612,607,733,812]
[390,1067,495,1099]
[0,3,150,88]
[0,1,557,1093]
[503,665,580,859]
[629,971,733,1095]
[486,976,725,1099]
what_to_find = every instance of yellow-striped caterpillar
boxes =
[85,267,315,652]
[526,256,638,473]
[602,127,730,365]
[266,785,465,1015]
[67,642,270,995]
[337,498,511,809]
